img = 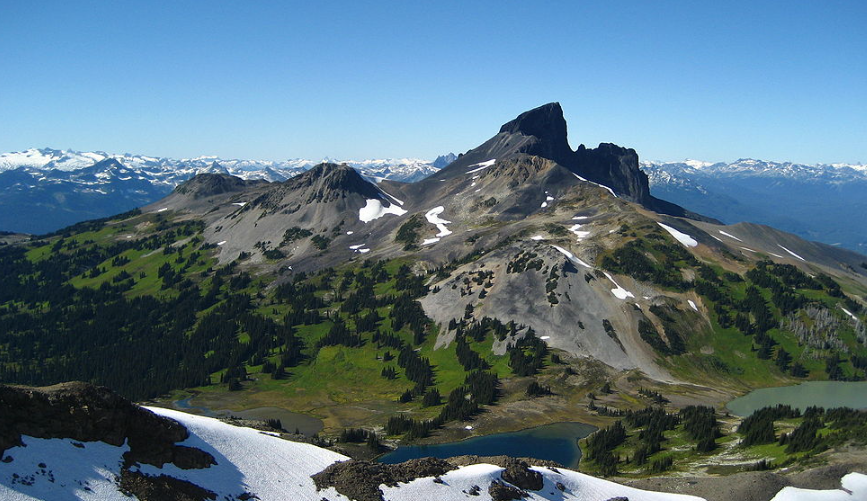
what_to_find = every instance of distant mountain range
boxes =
[0,148,447,234]
[642,159,867,253]
[3,148,867,254]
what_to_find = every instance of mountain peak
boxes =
[497,102,572,166]
[499,102,565,135]
[175,172,252,199]
[286,162,382,201]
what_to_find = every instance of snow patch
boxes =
[603,271,635,300]
[552,245,592,269]
[719,230,743,242]
[530,235,546,241]
[572,215,589,220]
[232,202,247,207]
[157,207,168,212]
[688,300,698,311]
[770,472,867,501]
[217,241,227,246]
[421,238,440,245]
[378,188,404,206]
[466,159,496,173]
[346,231,354,235]
[540,336,551,340]
[778,244,806,261]
[569,223,591,240]
[572,172,618,197]
[541,202,548,208]
[425,206,452,237]
[657,222,698,247]
[841,308,858,321]
[741,247,757,253]
[359,199,407,223]
[349,244,365,250]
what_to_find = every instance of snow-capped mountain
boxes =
[0,148,445,234]
[643,158,867,182]
[0,148,442,183]
[642,159,867,253]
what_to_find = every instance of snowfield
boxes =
[359,198,408,223]
[425,206,453,237]
[769,472,867,501]
[603,271,635,300]
[378,465,706,501]
[0,407,348,501]
[657,222,698,247]
[2,407,865,501]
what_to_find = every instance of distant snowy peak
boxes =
[0,148,443,183]
[642,158,867,182]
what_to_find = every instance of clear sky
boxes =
[1,1,865,164]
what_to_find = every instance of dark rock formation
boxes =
[500,458,544,491]
[119,469,218,501]
[488,480,528,501]
[446,455,562,469]
[0,382,214,469]
[499,103,574,166]
[312,457,456,501]
[430,102,718,223]
[311,455,562,501]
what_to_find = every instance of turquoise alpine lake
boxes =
[726,381,867,417]
[379,422,597,468]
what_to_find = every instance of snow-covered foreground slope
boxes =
[377,463,705,501]
[770,472,867,501]
[1,406,864,501]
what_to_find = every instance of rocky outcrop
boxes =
[501,458,544,491]
[431,102,718,222]
[312,455,559,501]
[0,382,214,469]
[498,103,574,167]
[174,172,260,199]
[119,469,218,501]
[489,480,528,501]
[312,457,456,501]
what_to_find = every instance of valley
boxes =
[1,104,866,500]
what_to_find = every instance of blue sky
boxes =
[1,1,865,163]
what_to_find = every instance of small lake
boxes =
[174,397,324,436]
[379,422,596,468]
[726,381,867,417]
